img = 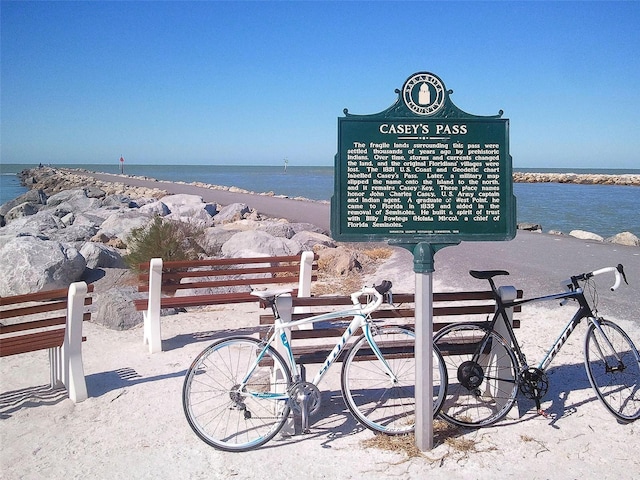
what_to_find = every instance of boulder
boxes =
[214,203,251,224]
[0,236,86,295]
[92,276,141,330]
[316,246,362,276]
[198,226,241,256]
[96,210,152,243]
[4,202,40,222]
[569,230,604,242]
[291,230,336,250]
[0,189,47,216]
[221,230,302,257]
[605,231,640,247]
[138,201,171,216]
[80,242,126,269]
[517,223,542,232]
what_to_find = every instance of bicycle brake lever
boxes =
[617,264,629,285]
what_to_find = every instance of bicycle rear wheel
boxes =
[434,323,519,428]
[584,319,640,422]
[183,336,292,452]
[341,325,446,435]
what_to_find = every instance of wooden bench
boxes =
[0,282,93,403]
[259,287,523,368]
[134,252,318,353]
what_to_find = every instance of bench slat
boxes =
[0,329,65,357]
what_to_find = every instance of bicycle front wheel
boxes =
[434,324,519,428]
[584,319,640,422]
[341,325,446,435]
[182,336,292,452]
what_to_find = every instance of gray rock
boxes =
[569,230,604,242]
[198,226,241,256]
[221,230,302,257]
[84,186,106,198]
[97,210,152,243]
[517,223,542,232]
[0,236,86,295]
[291,230,336,250]
[139,200,170,216]
[93,284,141,330]
[0,189,48,216]
[4,202,40,222]
[605,231,640,247]
[214,203,250,224]
[80,242,126,269]
[257,222,296,239]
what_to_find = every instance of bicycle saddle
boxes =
[250,288,292,300]
[469,270,510,280]
[374,280,393,295]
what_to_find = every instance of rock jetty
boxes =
[1,167,379,330]
[513,172,640,186]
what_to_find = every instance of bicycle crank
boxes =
[289,381,321,434]
[519,368,549,412]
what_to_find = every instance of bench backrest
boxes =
[0,284,94,357]
[137,254,318,296]
[259,290,523,349]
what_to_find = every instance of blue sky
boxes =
[1,1,639,168]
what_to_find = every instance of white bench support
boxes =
[53,281,89,403]
[143,258,164,354]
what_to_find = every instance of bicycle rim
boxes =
[341,326,445,435]
[434,324,519,428]
[584,319,640,422]
[182,337,292,451]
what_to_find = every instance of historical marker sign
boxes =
[331,72,516,243]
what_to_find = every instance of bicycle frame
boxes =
[240,295,398,401]
[491,286,619,374]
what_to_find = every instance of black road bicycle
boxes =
[434,264,640,427]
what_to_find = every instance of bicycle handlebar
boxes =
[351,280,392,315]
[574,264,628,291]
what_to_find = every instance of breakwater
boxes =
[513,172,640,186]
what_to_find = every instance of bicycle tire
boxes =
[341,325,446,435]
[584,319,640,422]
[182,336,292,452]
[434,323,519,428]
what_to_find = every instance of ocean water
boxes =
[1,163,639,237]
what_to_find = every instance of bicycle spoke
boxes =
[584,320,640,422]
[183,337,292,451]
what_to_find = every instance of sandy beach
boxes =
[2,244,639,479]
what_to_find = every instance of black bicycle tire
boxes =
[434,323,519,428]
[584,319,640,422]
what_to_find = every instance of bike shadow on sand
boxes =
[255,387,467,451]
[500,358,629,429]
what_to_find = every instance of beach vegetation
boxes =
[124,216,204,272]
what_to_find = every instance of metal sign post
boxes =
[331,72,515,451]
[392,241,457,450]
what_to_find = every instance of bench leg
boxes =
[49,346,63,389]
[63,282,89,403]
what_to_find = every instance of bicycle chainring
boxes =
[519,368,549,400]
[288,381,322,415]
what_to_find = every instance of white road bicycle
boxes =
[182,281,447,452]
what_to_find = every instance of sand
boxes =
[2,249,639,480]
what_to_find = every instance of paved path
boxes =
[82,170,639,324]
[85,171,332,230]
